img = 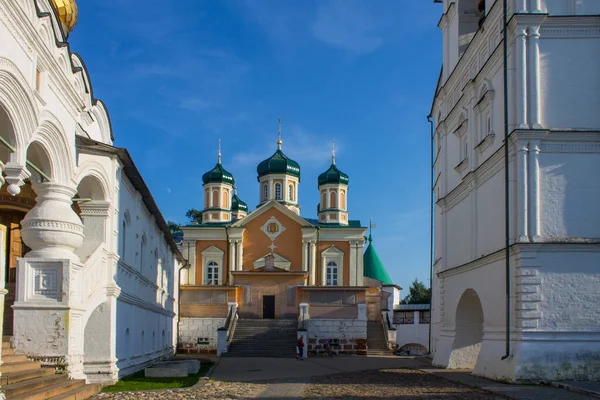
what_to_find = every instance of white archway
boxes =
[448,289,484,369]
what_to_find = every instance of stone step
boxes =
[2,354,29,363]
[2,367,56,385]
[2,347,15,355]
[11,378,86,400]
[46,383,102,400]
[0,360,42,374]
[3,374,69,398]
[223,352,296,358]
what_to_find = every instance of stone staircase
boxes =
[1,337,101,399]
[224,319,297,358]
[367,321,392,356]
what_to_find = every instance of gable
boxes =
[253,252,291,270]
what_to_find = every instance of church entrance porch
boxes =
[262,295,275,319]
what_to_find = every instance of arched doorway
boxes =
[449,289,484,369]
[0,107,40,337]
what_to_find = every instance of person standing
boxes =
[297,336,305,360]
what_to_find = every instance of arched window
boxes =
[288,184,294,202]
[263,183,268,200]
[274,183,282,200]
[223,191,229,209]
[330,191,337,209]
[140,234,147,272]
[326,262,338,286]
[205,190,209,208]
[321,191,327,209]
[121,219,127,259]
[212,190,219,207]
[340,190,346,209]
[207,261,219,285]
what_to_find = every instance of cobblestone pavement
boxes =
[93,368,510,399]
[92,380,267,400]
[301,368,509,399]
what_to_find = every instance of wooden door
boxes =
[263,295,275,319]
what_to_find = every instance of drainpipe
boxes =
[501,0,511,361]
[427,114,434,354]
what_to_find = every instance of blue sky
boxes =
[70,0,442,293]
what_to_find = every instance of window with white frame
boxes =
[321,246,344,286]
[288,184,294,201]
[460,136,468,161]
[202,245,224,285]
[206,261,219,285]
[326,261,338,286]
[475,86,495,145]
[274,183,282,200]
[263,183,268,200]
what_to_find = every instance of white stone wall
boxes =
[307,319,367,355]
[178,318,226,353]
[431,0,600,383]
[394,319,430,351]
[0,1,182,385]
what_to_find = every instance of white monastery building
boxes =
[0,0,184,392]
[430,0,600,382]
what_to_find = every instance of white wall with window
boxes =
[201,246,224,285]
[321,246,344,286]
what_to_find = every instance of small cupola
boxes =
[201,140,234,223]
[318,141,349,225]
[256,118,301,214]
[231,187,248,220]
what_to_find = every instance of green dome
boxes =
[231,193,248,212]
[257,149,301,180]
[363,236,393,285]
[202,162,235,185]
[318,163,349,186]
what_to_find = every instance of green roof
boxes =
[318,163,349,186]
[257,149,301,180]
[202,162,235,185]
[232,193,248,212]
[363,235,394,285]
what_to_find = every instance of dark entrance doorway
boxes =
[262,295,275,319]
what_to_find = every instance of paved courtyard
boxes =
[93,356,596,400]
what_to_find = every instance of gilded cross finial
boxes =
[218,139,222,164]
[277,116,282,150]
[332,140,336,165]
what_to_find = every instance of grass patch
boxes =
[101,361,214,392]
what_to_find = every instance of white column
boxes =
[356,241,365,286]
[532,0,543,13]
[309,241,317,285]
[229,242,236,273]
[528,26,542,129]
[302,241,308,272]
[236,240,243,271]
[349,242,357,286]
[516,26,529,129]
[321,255,327,286]
[209,186,213,208]
[528,141,541,242]
[515,0,527,12]
[517,142,529,242]
[268,178,273,201]
[326,190,331,209]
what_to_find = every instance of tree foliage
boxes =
[185,209,203,224]
[167,221,181,235]
[400,279,431,305]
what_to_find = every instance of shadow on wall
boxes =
[448,289,484,370]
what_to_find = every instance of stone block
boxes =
[145,364,188,378]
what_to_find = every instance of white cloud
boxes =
[311,0,385,55]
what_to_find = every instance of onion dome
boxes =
[51,0,78,34]
[202,162,234,185]
[318,163,349,186]
[363,235,393,285]
[231,193,248,213]
[318,141,348,185]
[257,149,301,180]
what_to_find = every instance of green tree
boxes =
[167,221,181,235]
[185,209,203,224]
[401,279,431,305]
